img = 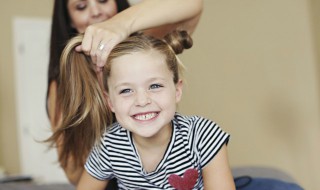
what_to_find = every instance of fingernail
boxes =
[96,67,102,72]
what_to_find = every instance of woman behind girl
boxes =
[47,1,202,186]
[55,31,235,189]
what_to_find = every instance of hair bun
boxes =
[164,30,193,55]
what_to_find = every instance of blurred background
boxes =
[0,0,319,189]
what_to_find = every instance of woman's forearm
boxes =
[63,161,84,186]
[112,0,203,35]
[56,134,84,186]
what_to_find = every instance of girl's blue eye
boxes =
[150,84,163,90]
[119,89,132,94]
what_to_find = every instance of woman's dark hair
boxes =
[46,0,130,119]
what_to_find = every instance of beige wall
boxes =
[179,0,320,189]
[0,0,53,174]
[310,0,320,77]
[0,0,319,189]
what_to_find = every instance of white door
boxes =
[13,17,68,183]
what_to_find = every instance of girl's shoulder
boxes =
[103,122,128,139]
[174,113,218,131]
[100,122,131,148]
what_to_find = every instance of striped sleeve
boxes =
[84,139,114,180]
[194,117,230,168]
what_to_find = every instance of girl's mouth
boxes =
[133,112,159,121]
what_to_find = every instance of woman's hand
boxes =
[76,0,203,72]
[76,19,130,71]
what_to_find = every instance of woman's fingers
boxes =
[97,39,118,67]
[75,45,82,52]
[90,30,104,64]
[81,21,128,67]
[81,26,94,55]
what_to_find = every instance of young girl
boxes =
[58,31,235,189]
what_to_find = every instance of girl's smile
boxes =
[132,112,159,121]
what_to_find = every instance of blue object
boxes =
[235,176,304,190]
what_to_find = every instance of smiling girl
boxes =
[56,31,235,189]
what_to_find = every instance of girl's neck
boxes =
[132,123,173,173]
[132,122,172,149]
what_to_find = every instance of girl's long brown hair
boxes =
[47,30,193,168]
[46,36,113,167]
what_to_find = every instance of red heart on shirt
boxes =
[168,168,198,190]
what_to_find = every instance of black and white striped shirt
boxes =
[85,113,230,189]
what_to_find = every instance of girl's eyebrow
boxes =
[114,82,131,89]
[113,77,167,89]
[146,77,167,83]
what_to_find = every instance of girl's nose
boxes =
[135,91,151,107]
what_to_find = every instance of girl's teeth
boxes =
[135,113,156,120]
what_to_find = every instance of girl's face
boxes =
[67,0,117,33]
[106,50,183,141]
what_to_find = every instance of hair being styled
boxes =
[47,0,130,124]
[46,35,113,167]
[48,30,192,168]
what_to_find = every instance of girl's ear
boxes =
[175,79,183,103]
[103,91,115,112]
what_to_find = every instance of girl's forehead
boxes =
[108,51,170,77]
[111,50,165,66]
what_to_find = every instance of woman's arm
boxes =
[61,158,84,185]
[80,0,203,67]
[47,81,59,129]
[202,144,236,189]
[77,170,109,190]
[115,0,203,36]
